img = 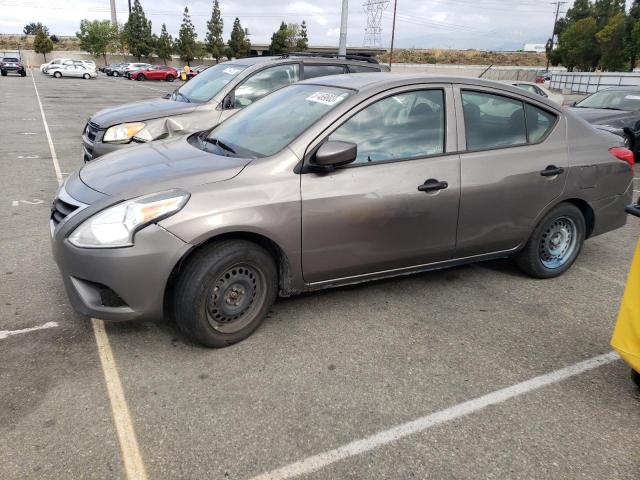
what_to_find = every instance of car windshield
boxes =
[576,89,640,111]
[203,84,353,158]
[3,58,18,62]
[175,63,247,103]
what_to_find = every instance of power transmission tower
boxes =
[363,0,390,48]
[546,1,566,70]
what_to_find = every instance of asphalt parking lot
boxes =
[1,71,640,480]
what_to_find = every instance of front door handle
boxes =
[540,165,565,177]
[418,178,448,192]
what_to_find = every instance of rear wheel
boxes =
[173,240,278,348]
[53,71,62,78]
[1,70,6,76]
[112,71,119,77]
[632,369,640,389]
[515,203,585,278]
[136,73,145,81]
[165,74,174,82]
[20,71,26,77]
[83,73,90,79]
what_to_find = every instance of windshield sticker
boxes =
[223,67,242,75]
[625,95,640,100]
[306,92,346,106]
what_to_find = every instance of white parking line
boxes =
[31,70,148,480]
[249,352,618,480]
[0,321,58,340]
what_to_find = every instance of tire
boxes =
[20,71,26,77]
[1,70,6,76]
[173,240,278,348]
[632,369,640,389]
[112,71,119,77]
[53,71,62,78]
[515,202,585,278]
[136,74,145,81]
[165,74,174,82]
[83,73,90,80]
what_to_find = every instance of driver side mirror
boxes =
[570,101,577,107]
[222,94,234,110]
[309,141,357,172]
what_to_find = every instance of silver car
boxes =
[81,55,389,161]
[51,74,633,347]
[49,64,97,79]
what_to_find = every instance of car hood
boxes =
[79,135,250,197]
[90,98,197,128]
[567,107,638,128]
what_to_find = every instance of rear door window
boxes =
[525,104,557,143]
[462,91,526,150]
[348,65,378,73]
[303,64,346,79]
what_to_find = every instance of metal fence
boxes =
[550,72,640,94]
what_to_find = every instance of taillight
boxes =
[609,146,635,168]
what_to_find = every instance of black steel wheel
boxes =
[173,240,278,348]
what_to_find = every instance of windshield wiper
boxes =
[203,137,236,155]
[174,91,191,103]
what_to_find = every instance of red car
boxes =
[129,65,178,82]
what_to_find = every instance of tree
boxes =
[155,23,173,65]
[269,22,289,54]
[176,7,198,65]
[565,0,593,24]
[597,12,627,71]
[122,0,154,61]
[205,0,225,63]
[77,19,115,65]
[33,25,53,61]
[558,17,600,71]
[24,22,48,36]
[593,0,625,28]
[227,18,251,59]
[296,20,308,50]
[195,42,208,62]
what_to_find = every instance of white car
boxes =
[123,63,151,78]
[41,58,71,73]
[502,80,565,105]
[49,64,96,79]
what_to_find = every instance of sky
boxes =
[0,0,593,50]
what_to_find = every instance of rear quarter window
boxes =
[525,104,557,143]
[348,65,379,73]
[303,65,346,79]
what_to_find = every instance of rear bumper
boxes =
[590,181,633,237]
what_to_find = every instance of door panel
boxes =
[301,86,460,283]
[455,86,568,257]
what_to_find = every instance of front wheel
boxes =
[173,240,278,348]
[53,71,62,78]
[136,74,145,81]
[165,74,174,82]
[83,73,90,79]
[112,71,119,77]
[1,70,6,76]
[632,369,640,389]
[515,203,585,278]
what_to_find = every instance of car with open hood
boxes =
[81,54,389,162]
[53,74,633,347]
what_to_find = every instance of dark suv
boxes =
[1,56,26,77]
[82,54,388,161]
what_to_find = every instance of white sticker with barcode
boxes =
[306,91,345,106]
[223,67,242,75]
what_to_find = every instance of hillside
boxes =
[0,34,80,51]
[378,48,548,66]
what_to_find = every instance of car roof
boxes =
[297,73,561,108]
[228,55,382,68]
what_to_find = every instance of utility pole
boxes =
[110,0,118,25]
[546,1,566,70]
[128,0,132,14]
[388,0,397,68]
[339,0,349,56]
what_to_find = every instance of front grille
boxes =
[85,121,99,142]
[51,197,79,227]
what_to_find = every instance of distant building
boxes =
[523,43,547,53]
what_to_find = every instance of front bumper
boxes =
[51,223,190,322]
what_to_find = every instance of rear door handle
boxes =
[418,178,448,192]
[540,165,565,177]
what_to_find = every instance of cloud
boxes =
[0,0,559,50]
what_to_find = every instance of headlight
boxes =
[103,122,146,143]
[68,190,189,248]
